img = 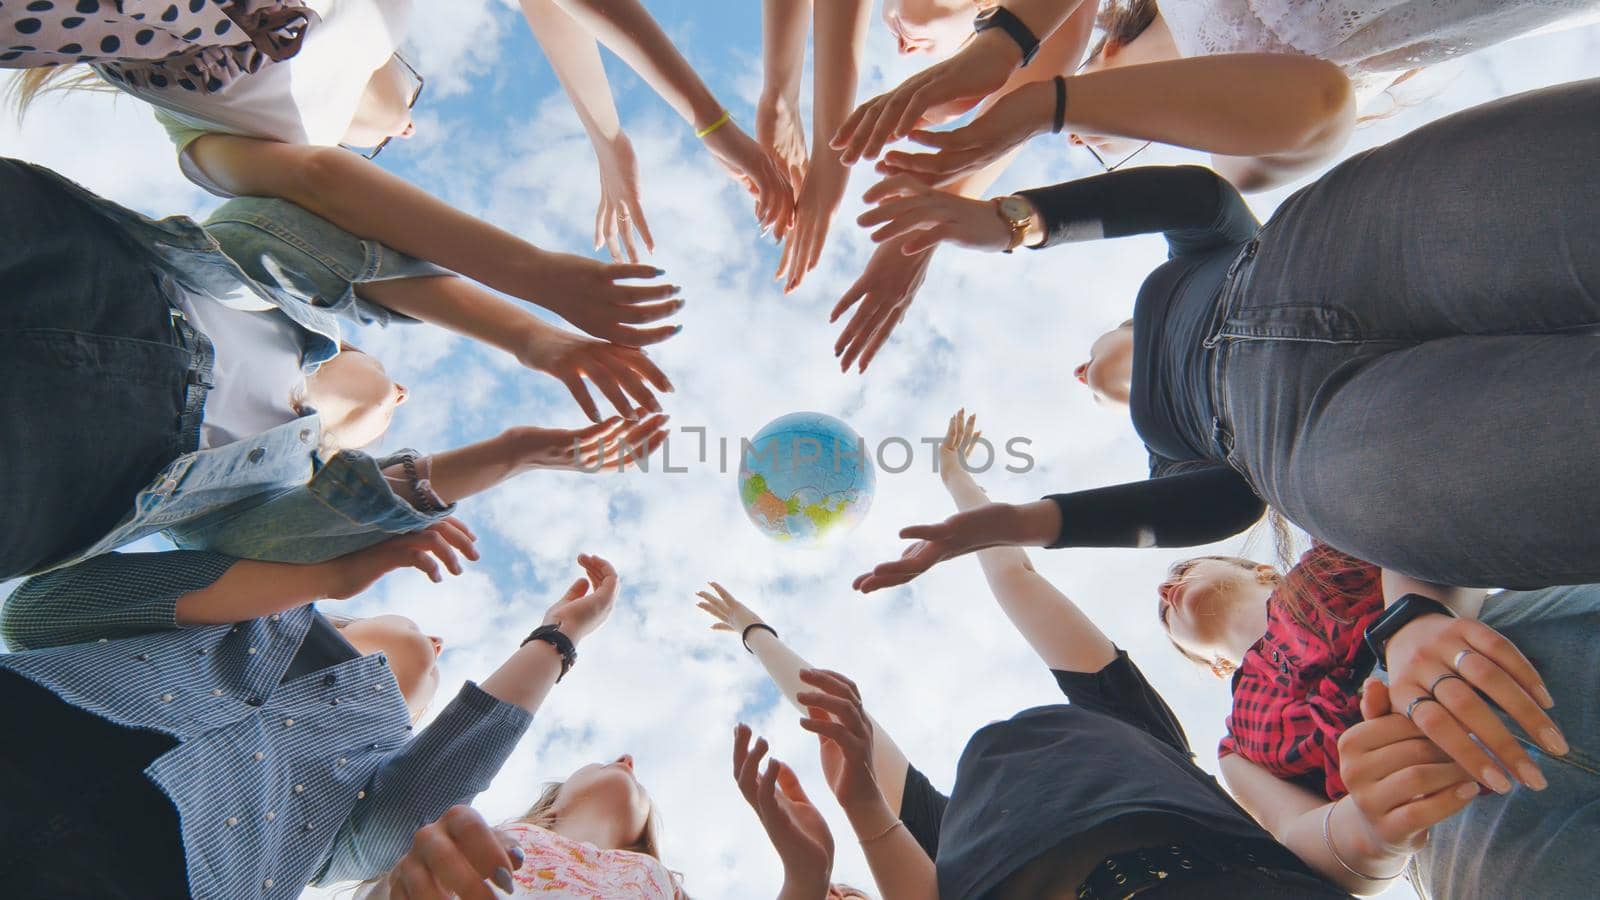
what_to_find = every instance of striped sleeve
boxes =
[0,550,238,651]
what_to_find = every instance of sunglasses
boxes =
[1072,57,1151,172]
[345,53,424,161]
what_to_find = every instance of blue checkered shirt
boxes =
[1,551,533,900]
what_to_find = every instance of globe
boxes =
[738,412,875,544]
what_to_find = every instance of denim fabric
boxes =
[1210,79,1600,587]
[0,158,455,577]
[0,554,533,900]
[205,197,450,329]
[1407,585,1600,899]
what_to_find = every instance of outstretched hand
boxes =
[830,233,933,373]
[325,518,480,598]
[507,414,671,473]
[703,122,798,238]
[853,502,1052,592]
[875,78,1056,187]
[938,408,987,482]
[757,92,810,189]
[831,30,1020,164]
[732,724,835,895]
[796,668,883,816]
[377,805,524,900]
[527,255,683,348]
[776,157,850,293]
[857,175,1012,255]
[540,553,619,645]
[695,582,767,636]
[516,322,673,423]
[593,132,657,263]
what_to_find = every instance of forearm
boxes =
[1061,55,1355,160]
[356,274,540,361]
[1380,570,1488,620]
[1280,799,1410,894]
[762,0,809,104]
[521,0,623,142]
[173,559,336,625]
[746,629,911,813]
[943,468,1033,573]
[551,0,724,129]
[478,635,568,714]
[845,795,939,900]
[187,135,557,307]
[810,0,870,156]
[422,430,538,506]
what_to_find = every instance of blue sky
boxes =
[3,5,1599,898]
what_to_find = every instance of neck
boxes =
[1124,10,1179,62]
[1225,589,1274,663]
[550,805,633,852]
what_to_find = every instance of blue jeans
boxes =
[0,159,208,577]
[1407,585,1600,899]
[1213,78,1600,587]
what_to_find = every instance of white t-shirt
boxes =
[134,0,414,194]
[173,290,309,450]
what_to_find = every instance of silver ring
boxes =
[1452,649,1475,670]
[1405,695,1438,721]
[1428,672,1467,695]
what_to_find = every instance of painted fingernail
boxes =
[1536,685,1555,708]
[1540,727,1569,755]
[1482,766,1513,794]
[672,325,683,335]
[508,846,525,869]
[653,267,667,276]
[1518,762,1547,791]
[1455,782,1479,799]
[493,867,515,892]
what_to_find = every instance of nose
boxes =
[616,754,635,772]
[1158,580,1174,601]
[394,384,408,405]
[897,34,914,54]
[428,635,443,656]
[1074,363,1090,384]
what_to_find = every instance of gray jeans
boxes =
[1214,78,1600,587]
[1407,584,1600,899]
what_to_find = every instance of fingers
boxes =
[577,553,617,592]
[901,224,959,256]
[852,544,939,593]
[829,277,869,326]
[614,322,681,348]
[558,371,603,424]
[440,806,520,897]
[799,668,863,706]
[406,808,508,900]
[795,690,871,738]
[616,282,682,304]
[593,355,663,415]
[608,263,667,281]
[1430,676,1546,789]
[614,298,685,325]
[1360,678,1393,720]
[627,198,656,254]
[833,93,882,160]
[610,347,673,393]
[836,297,894,372]
[617,214,639,264]
[861,174,931,205]
[854,306,906,371]
[1461,622,1558,711]
[558,577,590,605]
[1453,646,1566,755]
[431,518,480,562]
[862,83,917,162]
[585,366,636,424]
[1372,779,1480,842]
[1404,696,1514,794]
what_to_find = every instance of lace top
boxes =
[500,823,685,899]
[1158,0,1600,99]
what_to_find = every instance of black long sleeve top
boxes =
[1014,166,1266,548]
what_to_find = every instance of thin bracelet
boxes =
[1051,75,1067,134]
[860,819,905,845]
[1322,798,1406,882]
[741,623,778,653]
[695,109,731,139]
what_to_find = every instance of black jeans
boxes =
[0,159,203,578]
[1216,78,1600,587]
[0,671,190,899]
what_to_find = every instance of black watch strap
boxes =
[974,6,1040,67]
[522,624,577,681]
[1363,594,1455,670]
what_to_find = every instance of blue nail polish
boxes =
[653,267,667,276]
[673,325,684,335]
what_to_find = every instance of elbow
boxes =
[1288,60,1357,153]
[284,145,357,210]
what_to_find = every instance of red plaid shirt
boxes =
[1219,543,1384,799]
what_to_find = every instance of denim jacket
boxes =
[0,550,532,899]
[22,163,459,573]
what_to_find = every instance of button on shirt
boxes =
[0,551,532,900]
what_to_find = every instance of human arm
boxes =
[854,464,1263,593]
[356,275,675,421]
[696,583,911,813]
[1377,572,1565,794]
[759,0,812,186]
[878,54,1355,192]
[520,0,655,262]
[936,411,1117,671]
[800,669,939,900]
[733,724,837,900]
[858,164,1259,257]
[318,555,620,885]
[833,0,1094,162]
[183,134,681,346]
[418,414,669,506]
[774,0,872,293]
[549,0,794,232]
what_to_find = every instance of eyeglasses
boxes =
[1071,58,1151,172]
[346,53,424,161]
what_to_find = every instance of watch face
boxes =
[998,196,1032,224]
[973,7,997,29]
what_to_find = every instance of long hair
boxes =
[5,66,115,121]
[1087,0,1160,61]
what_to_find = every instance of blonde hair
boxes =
[5,66,115,121]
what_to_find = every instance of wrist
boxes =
[1009,499,1062,546]
[842,791,895,837]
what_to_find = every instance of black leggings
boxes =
[0,671,191,899]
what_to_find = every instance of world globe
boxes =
[738,412,875,544]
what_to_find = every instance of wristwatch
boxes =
[1363,594,1456,670]
[973,6,1040,67]
[992,195,1038,253]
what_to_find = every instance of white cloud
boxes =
[4,17,1597,900]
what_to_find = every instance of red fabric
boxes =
[1218,543,1384,799]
